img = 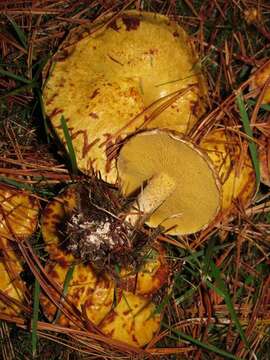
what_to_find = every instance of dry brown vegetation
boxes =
[0,1,270,359]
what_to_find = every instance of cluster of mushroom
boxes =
[41,11,257,347]
[41,183,169,347]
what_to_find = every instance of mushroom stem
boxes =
[125,172,176,226]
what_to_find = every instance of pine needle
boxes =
[0,68,33,84]
[54,265,75,324]
[166,325,242,360]
[60,115,78,175]
[7,15,28,49]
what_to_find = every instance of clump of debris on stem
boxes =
[58,178,161,273]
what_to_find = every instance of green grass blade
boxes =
[0,82,38,100]
[236,94,260,186]
[207,260,250,350]
[60,115,78,175]
[54,264,75,323]
[247,99,270,111]
[202,236,216,275]
[0,176,34,191]
[0,68,33,84]
[114,263,121,275]
[174,286,197,305]
[37,90,50,143]
[32,278,40,357]
[7,16,28,48]
[153,291,172,313]
[33,54,51,81]
[164,324,242,360]
[122,291,132,312]
[0,177,55,196]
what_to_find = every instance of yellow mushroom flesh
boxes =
[42,185,77,264]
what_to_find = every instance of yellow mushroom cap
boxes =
[117,129,221,235]
[258,134,270,186]
[0,185,39,316]
[41,262,161,347]
[40,262,162,346]
[42,185,77,264]
[119,246,169,297]
[200,129,256,212]
[40,262,114,327]
[0,261,25,316]
[0,185,39,241]
[250,62,270,104]
[43,11,207,183]
[100,290,160,347]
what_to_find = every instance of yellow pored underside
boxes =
[43,11,207,183]
[117,130,221,235]
[41,184,169,346]
[200,129,256,212]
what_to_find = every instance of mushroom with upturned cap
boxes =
[117,129,222,235]
[43,11,207,183]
